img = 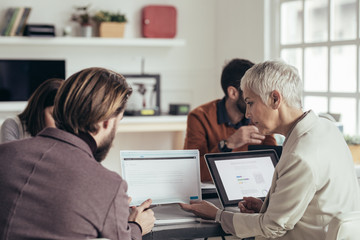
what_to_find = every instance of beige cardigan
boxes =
[219,110,360,239]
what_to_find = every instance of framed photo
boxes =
[123,74,160,116]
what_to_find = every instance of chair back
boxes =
[326,211,360,240]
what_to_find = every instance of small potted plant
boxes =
[71,5,93,37]
[93,10,127,38]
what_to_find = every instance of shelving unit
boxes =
[0,36,186,47]
[0,36,188,150]
[117,115,187,150]
[118,115,187,133]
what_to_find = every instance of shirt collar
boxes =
[217,97,250,129]
[37,128,97,158]
[77,131,97,156]
[283,110,310,147]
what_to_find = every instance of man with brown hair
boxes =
[0,67,155,240]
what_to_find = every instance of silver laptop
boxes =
[120,150,202,225]
[205,150,278,211]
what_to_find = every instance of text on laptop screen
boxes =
[121,150,201,206]
[215,156,275,201]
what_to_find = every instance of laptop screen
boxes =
[120,150,201,206]
[248,145,283,159]
[205,150,278,208]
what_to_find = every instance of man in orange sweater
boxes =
[184,59,277,182]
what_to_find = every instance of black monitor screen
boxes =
[0,59,65,101]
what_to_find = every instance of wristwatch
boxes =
[219,140,232,152]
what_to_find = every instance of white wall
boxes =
[215,0,267,96]
[0,0,267,173]
[0,0,221,113]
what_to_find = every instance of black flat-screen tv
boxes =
[0,59,66,101]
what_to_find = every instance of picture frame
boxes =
[123,74,160,116]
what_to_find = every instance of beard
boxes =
[236,96,247,114]
[94,121,116,162]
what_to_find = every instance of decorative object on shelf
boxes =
[169,104,190,115]
[81,25,92,38]
[93,10,127,38]
[24,24,55,37]
[0,7,32,36]
[71,5,93,37]
[63,26,72,37]
[142,5,177,38]
[123,74,160,116]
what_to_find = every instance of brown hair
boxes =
[18,78,63,136]
[53,67,132,135]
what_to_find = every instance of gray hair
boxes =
[240,60,303,109]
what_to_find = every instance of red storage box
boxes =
[142,5,177,38]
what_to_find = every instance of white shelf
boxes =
[121,115,187,123]
[118,115,187,133]
[0,36,186,47]
[0,102,27,112]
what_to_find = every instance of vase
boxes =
[99,22,125,38]
[81,25,92,38]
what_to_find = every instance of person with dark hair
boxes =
[184,58,277,182]
[0,67,155,239]
[0,78,63,143]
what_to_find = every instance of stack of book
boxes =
[1,7,32,36]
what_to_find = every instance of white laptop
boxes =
[120,150,202,225]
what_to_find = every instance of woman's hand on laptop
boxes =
[238,197,263,213]
[179,200,219,220]
[128,198,156,235]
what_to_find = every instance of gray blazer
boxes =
[0,127,142,240]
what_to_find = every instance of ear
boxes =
[270,90,281,109]
[227,86,239,101]
[101,119,110,129]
